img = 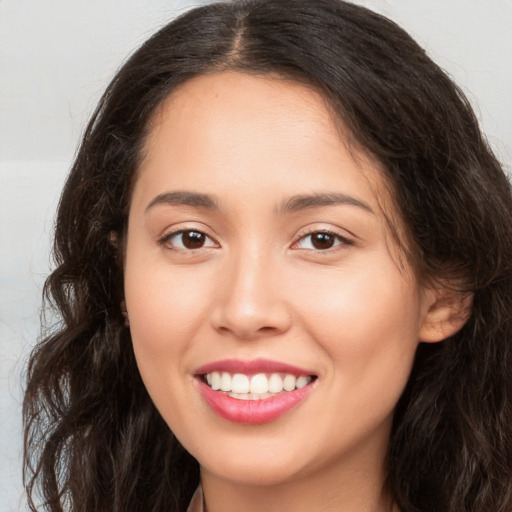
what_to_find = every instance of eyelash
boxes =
[158,229,218,251]
[293,229,353,252]
[158,228,352,253]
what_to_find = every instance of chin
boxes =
[202,457,307,487]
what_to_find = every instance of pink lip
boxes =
[195,358,315,376]
[194,358,317,425]
[197,379,315,424]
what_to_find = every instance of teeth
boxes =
[204,371,313,397]
[268,373,283,393]
[296,376,309,389]
[283,374,296,391]
[227,392,274,400]
[232,373,250,394]
[220,372,231,392]
[250,373,269,394]
[211,371,221,390]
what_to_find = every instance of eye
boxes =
[162,229,218,250]
[295,231,350,251]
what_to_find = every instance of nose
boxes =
[210,250,292,341]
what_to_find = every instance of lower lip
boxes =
[197,379,315,424]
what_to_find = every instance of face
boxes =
[124,71,435,488]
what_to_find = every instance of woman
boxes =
[23,1,512,511]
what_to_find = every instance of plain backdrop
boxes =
[1,1,511,510]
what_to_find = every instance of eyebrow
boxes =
[278,192,374,215]
[145,191,219,212]
[145,190,373,215]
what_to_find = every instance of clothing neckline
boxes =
[186,484,204,512]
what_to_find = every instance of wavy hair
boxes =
[24,1,512,511]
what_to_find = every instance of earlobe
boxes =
[121,299,130,328]
[419,289,473,343]
[109,230,120,246]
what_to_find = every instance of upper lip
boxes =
[195,358,316,376]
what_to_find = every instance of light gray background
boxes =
[1,1,511,510]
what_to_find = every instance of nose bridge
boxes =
[211,242,291,339]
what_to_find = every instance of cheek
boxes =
[124,263,210,426]
[293,261,422,390]
[123,253,217,419]
[125,259,212,351]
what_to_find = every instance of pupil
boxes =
[183,231,205,249]
[312,232,334,250]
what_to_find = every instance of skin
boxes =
[124,71,467,512]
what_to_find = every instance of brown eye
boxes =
[295,231,348,251]
[182,231,205,249]
[311,232,336,249]
[165,230,216,250]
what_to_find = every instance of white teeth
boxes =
[283,374,296,391]
[268,373,283,393]
[231,373,250,394]
[204,371,313,396]
[296,376,309,389]
[227,392,273,400]
[211,371,221,390]
[220,372,231,392]
[250,373,269,394]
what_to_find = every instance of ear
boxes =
[109,230,127,271]
[419,287,473,343]
[109,230,120,246]
[120,299,130,327]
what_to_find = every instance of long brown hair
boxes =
[24,1,512,511]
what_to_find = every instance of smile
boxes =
[195,359,317,424]
[203,371,313,399]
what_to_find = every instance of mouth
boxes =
[200,371,315,400]
[194,359,317,424]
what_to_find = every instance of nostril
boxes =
[258,326,279,333]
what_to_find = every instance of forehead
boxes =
[137,71,390,206]
[145,72,344,168]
